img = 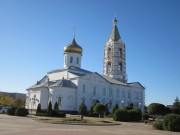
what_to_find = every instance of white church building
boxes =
[26,17,145,112]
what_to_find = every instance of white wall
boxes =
[64,53,81,68]
[49,87,77,111]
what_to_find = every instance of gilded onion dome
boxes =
[64,37,82,55]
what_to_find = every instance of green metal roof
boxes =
[109,18,121,41]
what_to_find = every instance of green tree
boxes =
[94,104,106,118]
[0,95,14,106]
[48,101,52,115]
[172,97,180,114]
[173,97,180,108]
[14,98,25,108]
[36,103,41,114]
[53,101,59,111]
[112,102,119,114]
[78,101,87,116]
[89,101,98,115]
[148,103,166,116]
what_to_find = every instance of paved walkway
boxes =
[0,114,179,135]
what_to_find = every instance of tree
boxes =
[14,98,25,108]
[48,101,52,114]
[36,103,41,114]
[0,95,14,106]
[147,103,166,116]
[112,102,119,114]
[78,101,87,116]
[173,97,180,108]
[89,101,98,115]
[53,101,59,111]
[105,103,109,115]
[94,104,106,118]
[171,97,180,115]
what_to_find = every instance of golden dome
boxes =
[64,38,82,55]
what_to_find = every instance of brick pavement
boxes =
[0,114,179,135]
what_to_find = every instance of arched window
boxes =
[58,97,61,106]
[118,63,122,72]
[103,88,106,96]
[77,57,79,64]
[93,86,96,96]
[119,48,122,57]
[107,63,111,73]
[108,48,111,59]
[65,56,67,64]
[70,56,73,63]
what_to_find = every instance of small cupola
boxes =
[63,37,83,68]
[64,37,82,55]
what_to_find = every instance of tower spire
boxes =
[109,17,121,41]
[103,17,126,82]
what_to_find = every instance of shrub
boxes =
[53,102,59,111]
[88,112,99,117]
[7,107,17,116]
[153,120,164,130]
[125,106,133,110]
[78,101,87,116]
[48,101,52,114]
[36,103,41,114]
[49,110,65,117]
[163,114,180,132]
[113,109,128,121]
[15,108,29,116]
[112,103,119,114]
[35,113,48,117]
[128,108,142,121]
[142,113,150,120]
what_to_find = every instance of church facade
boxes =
[26,17,145,112]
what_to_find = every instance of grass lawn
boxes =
[31,115,121,126]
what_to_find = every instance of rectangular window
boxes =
[117,89,119,97]
[93,86,96,96]
[128,90,131,99]
[103,88,106,96]
[122,90,125,98]
[83,85,85,94]
[109,89,113,97]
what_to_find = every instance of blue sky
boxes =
[0,0,180,105]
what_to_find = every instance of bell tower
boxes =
[103,17,127,82]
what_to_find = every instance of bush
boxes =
[142,113,150,120]
[49,110,65,117]
[15,108,29,116]
[128,108,142,121]
[78,101,87,116]
[88,112,99,117]
[36,103,41,114]
[112,103,119,114]
[163,114,180,132]
[35,113,48,117]
[7,107,17,116]
[153,120,163,130]
[113,109,128,121]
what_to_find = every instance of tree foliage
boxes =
[78,101,87,116]
[53,101,59,111]
[94,104,106,118]
[48,101,52,114]
[112,102,119,114]
[0,95,14,106]
[14,99,25,108]
[147,103,166,116]
[36,103,41,114]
